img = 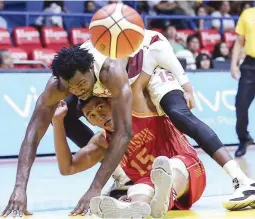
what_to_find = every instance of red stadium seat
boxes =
[41,26,69,51]
[31,48,56,68]
[7,47,30,68]
[8,47,28,60]
[70,28,91,46]
[176,29,195,44]
[0,28,12,49]
[223,31,237,48]
[199,29,221,53]
[13,26,42,54]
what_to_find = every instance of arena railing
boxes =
[0,11,239,35]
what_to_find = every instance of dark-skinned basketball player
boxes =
[2,29,255,217]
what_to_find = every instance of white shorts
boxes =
[141,31,188,115]
[147,67,183,115]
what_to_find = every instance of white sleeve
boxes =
[142,40,189,86]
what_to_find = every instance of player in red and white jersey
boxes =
[52,84,206,218]
[78,29,255,211]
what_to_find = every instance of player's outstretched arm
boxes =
[70,59,132,216]
[52,101,107,175]
[2,77,67,217]
[93,59,132,188]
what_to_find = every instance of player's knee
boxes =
[168,158,189,180]
[127,184,154,199]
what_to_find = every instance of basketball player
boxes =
[52,89,206,218]
[2,30,254,217]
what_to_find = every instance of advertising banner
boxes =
[0,72,254,156]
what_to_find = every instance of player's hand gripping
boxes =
[183,92,195,109]
[53,100,68,121]
[69,188,101,216]
[1,188,32,217]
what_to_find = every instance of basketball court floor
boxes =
[1,146,255,219]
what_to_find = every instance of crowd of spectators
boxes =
[0,0,254,70]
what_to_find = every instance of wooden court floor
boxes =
[1,146,255,219]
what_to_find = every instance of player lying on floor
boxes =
[52,88,206,218]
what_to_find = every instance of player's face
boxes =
[60,70,95,100]
[82,98,113,131]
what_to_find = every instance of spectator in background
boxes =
[186,34,200,58]
[241,2,252,13]
[84,1,97,13]
[136,1,149,15]
[175,1,196,16]
[212,42,230,61]
[195,4,212,30]
[35,1,65,29]
[196,53,213,70]
[211,1,235,31]
[164,25,185,53]
[0,50,13,68]
[0,0,7,29]
[148,0,188,29]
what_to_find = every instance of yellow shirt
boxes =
[236,7,255,58]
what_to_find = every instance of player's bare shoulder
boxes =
[99,58,128,85]
[43,76,70,106]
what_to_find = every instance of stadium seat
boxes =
[176,29,195,44]
[31,48,56,68]
[70,28,91,46]
[223,31,237,48]
[213,60,231,70]
[0,28,12,49]
[13,27,42,54]
[41,26,69,51]
[199,29,221,53]
[8,47,28,61]
[7,47,30,68]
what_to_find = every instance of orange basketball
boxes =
[89,3,145,59]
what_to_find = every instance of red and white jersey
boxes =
[104,113,198,183]
[79,30,173,97]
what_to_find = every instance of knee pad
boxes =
[127,184,154,199]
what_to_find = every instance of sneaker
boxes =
[235,138,253,157]
[90,196,151,218]
[222,178,255,210]
[150,156,175,218]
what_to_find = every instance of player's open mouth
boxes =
[104,119,111,127]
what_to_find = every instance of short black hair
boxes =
[51,45,94,81]
[196,53,213,69]
[186,34,199,45]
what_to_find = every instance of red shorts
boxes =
[134,154,206,210]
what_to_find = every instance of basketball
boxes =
[89,3,145,59]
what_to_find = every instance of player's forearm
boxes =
[231,37,243,66]
[15,134,39,190]
[89,132,131,190]
[52,118,73,175]
[15,112,53,189]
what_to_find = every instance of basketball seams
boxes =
[91,25,109,45]
[90,3,144,58]
[117,28,134,52]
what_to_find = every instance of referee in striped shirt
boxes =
[231,7,255,157]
